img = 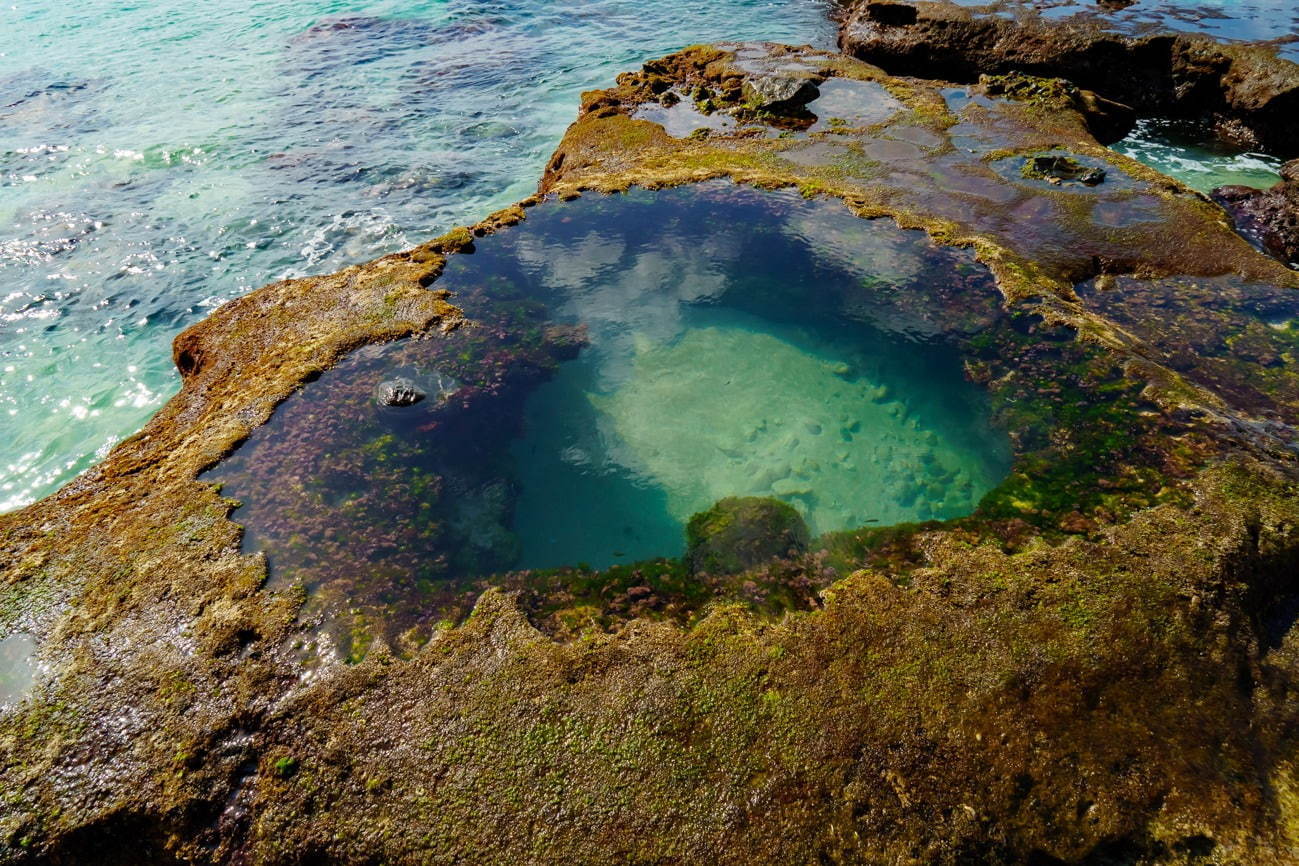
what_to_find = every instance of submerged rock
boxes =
[686,496,810,575]
[372,375,426,407]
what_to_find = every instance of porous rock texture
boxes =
[1214,159,1299,268]
[4,41,1299,866]
[839,0,1299,155]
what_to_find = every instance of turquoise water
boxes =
[205,185,1010,652]
[512,304,1005,569]
[0,0,832,512]
[1114,119,1285,194]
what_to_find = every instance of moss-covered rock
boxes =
[686,497,811,575]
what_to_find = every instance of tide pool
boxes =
[513,306,1001,569]
[204,185,1011,655]
[1115,118,1285,194]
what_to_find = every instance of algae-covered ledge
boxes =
[3,39,1299,866]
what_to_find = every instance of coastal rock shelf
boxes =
[895,0,1299,55]
[5,37,1299,866]
[840,0,1299,154]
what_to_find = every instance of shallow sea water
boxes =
[0,0,833,511]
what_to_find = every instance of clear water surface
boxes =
[204,185,1011,654]
[0,0,833,511]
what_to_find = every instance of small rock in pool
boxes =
[742,73,820,111]
[373,377,426,408]
[1025,155,1106,186]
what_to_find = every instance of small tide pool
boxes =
[1114,118,1285,194]
[0,633,36,712]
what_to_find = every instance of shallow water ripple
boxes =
[0,0,832,511]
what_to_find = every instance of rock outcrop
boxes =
[1214,159,1299,267]
[4,40,1299,866]
[839,0,1299,155]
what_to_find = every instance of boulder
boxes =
[1213,165,1299,266]
[686,496,810,574]
[741,73,820,110]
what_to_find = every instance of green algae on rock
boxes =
[686,496,810,576]
[5,39,1299,866]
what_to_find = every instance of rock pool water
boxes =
[514,305,1002,569]
[205,184,1011,654]
[0,633,36,711]
[0,0,833,513]
[1115,118,1285,194]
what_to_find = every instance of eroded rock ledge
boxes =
[1214,159,1299,267]
[839,0,1299,155]
[3,41,1299,866]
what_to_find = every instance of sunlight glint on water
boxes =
[0,0,833,511]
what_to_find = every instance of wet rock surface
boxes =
[1213,159,1299,267]
[839,0,1299,154]
[4,39,1299,866]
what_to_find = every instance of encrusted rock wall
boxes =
[839,0,1299,155]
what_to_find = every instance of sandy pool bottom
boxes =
[511,308,1007,569]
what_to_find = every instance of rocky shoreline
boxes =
[4,11,1299,866]
[1214,159,1299,267]
[840,0,1299,155]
